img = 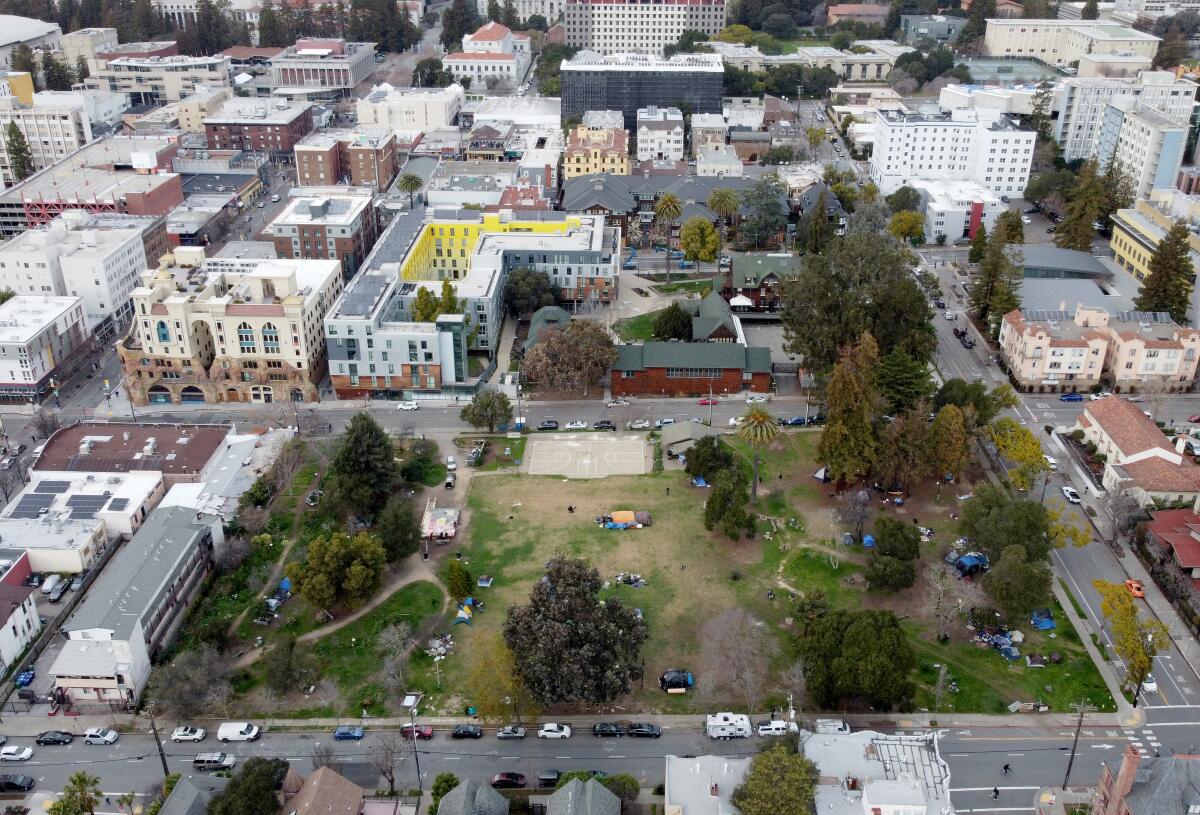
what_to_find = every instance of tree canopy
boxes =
[680,216,721,263]
[208,758,289,815]
[652,303,693,341]
[1134,220,1194,323]
[285,532,387,610]
[818,332,882,483]
[377,496,422,562]
[521,321,617,394]
[731,745,818,815]
[683,436,737,481]
[799,609,915,709]
[504,268,557,318]
[460,391,513,433]
[326,412,397,515]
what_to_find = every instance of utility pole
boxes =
[409,706,424,796]
[146,701,170,779]
[1062,700,1097,790]
[708,381,714,426]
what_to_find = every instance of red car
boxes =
[401,724,434,740]
[1125,579,1145,598]
[699,398,719,405]
[1189,415,1200,423]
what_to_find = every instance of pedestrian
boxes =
[992,787,999,800]
[666,486,670,495]
[106,798,111,806]
[1003,764,1011,775]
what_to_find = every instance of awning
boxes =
[730,294,753,307]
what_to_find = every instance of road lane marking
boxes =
[951,787,1040,792]
[1006,753,1025,756]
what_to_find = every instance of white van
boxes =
[217,722,260,742]
[40,574,62,595]
[706,712,751,740]
[756,720,799,737]
[815,719,850,735]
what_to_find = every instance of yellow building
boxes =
[0,72,33,104]
[1110,190,1200,282]
[563,125,630,180]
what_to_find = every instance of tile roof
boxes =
[1084,396,1174,458]
[1146,508,1200,568]
[614,342,772,373]
[286,767,364,815]
[1119,457,1200,494]
[468,21,513,41]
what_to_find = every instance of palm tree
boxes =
[397,173,424,209]
[707,188,740,240]
[737,404,780,506]
[654,193,683,279]
[54,771,101,815]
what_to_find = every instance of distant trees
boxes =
[41,51,73,91]
[440,0,480,50]
[459,391,513,433]
[504,558,647,704]
[285,532,387,611]
[325,413,397,515]
[412,58,456,87]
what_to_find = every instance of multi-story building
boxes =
[0,555,40,679]
[177,85,231,134]
[564,125,629,180]
[611,342,771,397]
[917,178,1006,244]
[1111,190,1200,319]
[899,14,968,45]
[636,106,684,162]
[564,0,725,55]
[60,27,118,67]
[49,505,220,708]
[1053,71,1196,163]
[118,251,343,405]
[444,22,531,87]
[37,88,129,128]
[0,91,94,187]
[204,99,314,159]
[0,15,61,71]
[869,107,1037,197]
[295,128,397,190]
[696,144,742,177]
[999,305,1200,394]
[95,40,179,64]
[85,53,232,105]
[1098,99,1188,199]
[324,209,619,397]
[269,39,377,100]
[264,189,379,279]
[0,295,90,404]
[473,0,563,23]
[156,0,260,41]
[0,211,162,341]
[719,254,800,313]
[561,52,724,132]
[983,19,1160,65]
[355,82,465,130]
[691,113,727,151]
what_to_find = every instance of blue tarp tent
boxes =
[279,577,292,593]
[862,535,875,548]
[1030,609,1056,630]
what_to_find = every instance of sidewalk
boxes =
[1033,785,1094,815]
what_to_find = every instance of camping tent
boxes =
[611,511,637,525]
[635,511,652,526]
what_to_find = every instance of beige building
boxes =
[60,27,118,67]
[983,19,1160,66]
[118,251,344,405]
[564,125,629,179]
[86,54,232,105]
[999,305,1200,394]
[177,85,231,134]
[0,91,94,186]
[356,83,466,131]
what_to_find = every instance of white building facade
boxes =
[85,54,232,105]
[1098,99,1189,199]
[565,0,726,55]
[0,295,90,404]
[983,19,1160,65]
[356,83,466,131]
[0,92,94,186]
[636,106,684,161]
[1053,71,1197,162]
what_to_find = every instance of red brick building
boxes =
[1095,743,1200,815]
[264,190,379,278]
[611,342,771,397]
[205,102,315,159]
[294,128,398,191]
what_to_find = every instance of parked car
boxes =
[537,420,559,431]
[84,728,119,745]
[0,748,31,762]
[1043,455,1057,471]
[171,726,206,743]
[630,419,650,430]
[1125,578,1145,598]
[536,770,561,788]
[35,732,72,746]
[396,401,420,411]
[333,726,364,740]
[607,399,629,407]
[1061,486,1082,503]
[654,418,675,429]
[46,582,67,603]
[1047,225,1057,233]
[1090,392,1114,401]
[452,725,483,739]
[934,298,946,309]
[778,416,806,426]
[746,395,768,404]
[496,726,526,740]
[592,722,626,737]
[1059,392,1084,402]
[1021,216,1031,224]
[401,724,434,740]
[627,723,662,738]
[943,311,955,320]
[0,774,34,792]
[446,456,457,472]
[699,397,719,405]
[565,420,587,430]
[593,420,616,431]
[491,772,527,789]
[70,572,86,591]
[537,723,572,739]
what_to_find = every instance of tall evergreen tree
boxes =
[806,189,832,254]
[1055,159,1105,251]
[1081,0,1098,17]
[1100,161,1135,222]
[956,0,994,44]
[40,51,72,91]
[257,0,287,43]
[486,0,500,20]
[985,242,1022,338]
[10,44,38,90]
[501,0,518,28]
[818,332,882,484]
[293,0,313,34]
[1134,220,1194,323]
[56,0,78,32]
[440,0,477,50]
[968,224,987,263]
[5,122,33,182]
[74,54,89,82]
[76,0,102,27]
[130,0,161,39]
[994,210,1025,244]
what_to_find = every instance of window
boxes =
[262,323,280,354]
[156,321,170,342]
[237,322,256,353]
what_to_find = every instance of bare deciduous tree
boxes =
[312,742,340,771]
[214,536,252,573]
[932,664,949,715]
[372,732,405,794]
[926,565,954,642]
[270,439,307,493]
[377,622,414,661]
[701,608,767,711]
[152,645,232,718]
[30,408,60,440]
[836,489,873,543]
[779,658,807,713]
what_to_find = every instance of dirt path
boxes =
[227,538,296,638]
[232,555,446,669]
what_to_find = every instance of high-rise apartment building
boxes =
[636,106,684,162]
[565,0,726,55]
[0,295,89,404]
[561,52,724,131]
[85,54,232,105]
[1053,71,1197,162]
[1098,99,1188,199]
[0,92,94,187]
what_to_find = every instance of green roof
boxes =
[730,254,802,289]
[682,290,737,340]
[524,305,571,352]
[614,342,772,373]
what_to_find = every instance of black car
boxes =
[592,722,626,737]
[953,327,966,338]
[537,420,559,431]
[491,772,526,789]
[933,299,946,309]
[451,725,483,739]
[1023,206,1040,215]
[0,775,33,792]
[1047,225,1057,233]
[537,770,561,789]
[35,731,73,745]
[960,337,975,349]
[627,723,662,738]
[593,420,616,431]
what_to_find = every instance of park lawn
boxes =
[613,310,661,341]
[652,280,713,295]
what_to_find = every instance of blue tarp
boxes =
[998,646,1021,661]
[1030,609,1056,630]
[279,577,292,592]
[691,477,708,488]
[862,535,875,548]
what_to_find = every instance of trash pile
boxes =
[613,572,648,588]
[594,510,653,529]
[967,607,1024,661]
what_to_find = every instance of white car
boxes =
[943,311,955,320]
[565,421,587,430]
[396,401,420,411]
[1061,486,1082,504]
[1141,674,1158,694]
[446,456,456,472]
[1126,395,1145,403]
[729,416,745,427]
[654,418,675,429]
[0,747,32,762]
[1089,392,1112,401]
[630,419,650,430]
[171,726,206,743]
[1043,455,1058,471]
[607,399,629,407]
[1021,216,1031,224]
[83,728,119,745]
[746,395,768,404]
[538,723,572,739]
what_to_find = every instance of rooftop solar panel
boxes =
[33,480,71,494]
[9,493,55,519]
[107,498,129,511]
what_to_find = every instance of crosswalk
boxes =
[1124,727,1162,755]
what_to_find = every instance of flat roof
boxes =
[3,471,161,523]
[0,134,180,205]
[214,240,278,259]
[268,193,371,227]
[295,127,394,149]
[664,755,751,815]
[561,51,724,72]
[205,100,311,125]
[0,296,80,344]
[34,423,229,477]
[803,731,953,815]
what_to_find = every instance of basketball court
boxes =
[525,435,648,478]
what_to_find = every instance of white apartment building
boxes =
[636,106,684,161]
[0,16,61,71]
[474,0,563,22]
[869,107,1036,197]
[444,22,531,87]
[1099,99,1189,199]
[85,54,233,105]
[356,82,466,131]
[0,211,153,341]
[0,295,90,404]
[37,89,130,128]
[1053,71,1196,162]
[565,0,726,55]
[983,19,1160,65]
[917,178,1005,244]
[695,143,742,177]
[0,92,93,186]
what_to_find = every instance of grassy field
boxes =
[652,280,713,296]
[613,310,661,341]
